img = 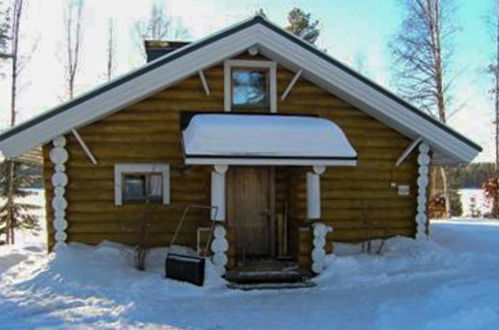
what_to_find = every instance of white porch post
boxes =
[416,143,430,240]
[210,164,228,276]
[211,164,227,221]
[50,136,69,249]
[307,165,325,220]
[306,165,332,273]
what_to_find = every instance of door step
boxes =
[225,269,311,284]
[225,270,303,284]
[227,280,316,290]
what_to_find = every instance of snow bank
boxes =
[316,236,470,289]
[2,241,225,296]
[1,221,499,329]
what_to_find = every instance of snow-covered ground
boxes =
[1,219,499,329]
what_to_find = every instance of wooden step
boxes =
[227,280,316,291]
[225,269,306,284]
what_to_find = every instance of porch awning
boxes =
[182,114,357,166]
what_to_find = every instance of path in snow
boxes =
[0,219,499,329]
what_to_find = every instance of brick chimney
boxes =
[144,40,190,62]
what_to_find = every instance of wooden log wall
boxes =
[43,52,418,252]
[278,68,418,246]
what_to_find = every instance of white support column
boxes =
[311,222,333,273]
[211,224,228,276]
[50,136,69,249]
[211,165,227,221]
[416,143,430,240]
[307,166,325,220]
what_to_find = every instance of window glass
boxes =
[122,173,163,203]
[232,69,268,108]
[123,174,146,201]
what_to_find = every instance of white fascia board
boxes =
[253,26,479,163]
[185,157,357,166]
[0,26,261,158]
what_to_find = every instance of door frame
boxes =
[269,166,276,258]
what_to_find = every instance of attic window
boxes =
[224,59,277,112]
[232,69,269,108]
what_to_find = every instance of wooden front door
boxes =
[227,167,272,258]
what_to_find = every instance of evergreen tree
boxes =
[285,8,320,44]
[0,162,39,240]
[255,8,266,18]
[1,0,40,244]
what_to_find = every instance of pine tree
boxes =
[1,0,40,244]
[0,162,39,239]
[285,8,320,44]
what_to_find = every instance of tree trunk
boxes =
[5,0,23,244]
[5,161,15,244]
[439,167,450,218]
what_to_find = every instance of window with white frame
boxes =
[114,164,170,205]
[224,59,277,112]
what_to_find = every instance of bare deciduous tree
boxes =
[134,0,189,59]
[63,0,84,99]
[0,0,9,60]
[489,1,499,168]
[391,0,458,217]
[483,0,499,217]
[1,0,39,245]
[106,18,115,81]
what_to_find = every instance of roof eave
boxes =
[0,15,481,164]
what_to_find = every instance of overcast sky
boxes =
[0,0,494,161]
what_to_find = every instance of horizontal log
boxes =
[68,233,198,247]
[66,183,208,196]
[321,208,415,219]
[67,222,209,234]
[330,227,415,242]
[132,99,224,111]
[321,171,415,181]
[70,132,180,143]
[98,110,180,122]
[325,220,414,230]
[65,165,207,177]
[297,190,405,200]
[279,97,366,110]
[289,208,416,221]
[66,191,208,203]
[67,214,210,225]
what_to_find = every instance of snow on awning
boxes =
[182,114,357,166]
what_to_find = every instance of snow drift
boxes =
[1,220,499,329]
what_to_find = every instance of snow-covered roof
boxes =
[182,114,357,166]
[0,16,480,163]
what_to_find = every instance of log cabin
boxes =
[0,16,481,282]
